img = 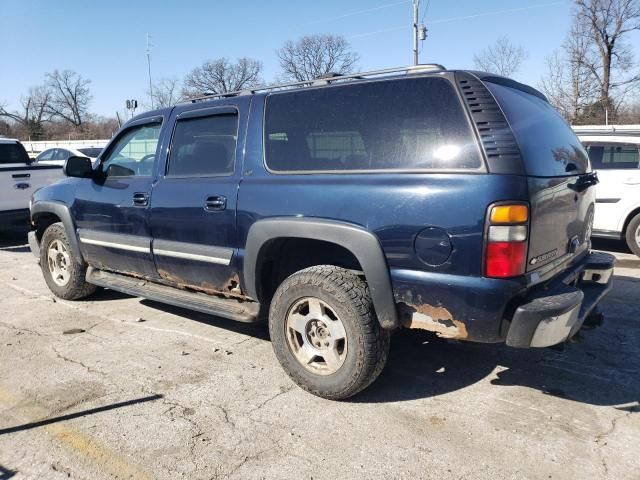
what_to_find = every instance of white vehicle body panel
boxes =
[0,139,63,216]
[574,127,640,238]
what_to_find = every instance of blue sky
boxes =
[2,0,585,116]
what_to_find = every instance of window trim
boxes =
[165,106,240,179]
[261,76,486,175]
[99,116,163,179]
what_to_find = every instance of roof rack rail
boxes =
[186,64,446,104]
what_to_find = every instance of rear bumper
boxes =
[506,251,615,348]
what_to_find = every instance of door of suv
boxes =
[73,116,164,278]
[585,142,640,234]
[149,102,246,294]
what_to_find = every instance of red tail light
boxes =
[485,204,529,278]
[485,241,527,277]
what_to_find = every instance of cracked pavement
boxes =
[0,230,638,479]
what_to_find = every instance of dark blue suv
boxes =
[28,65,615,399]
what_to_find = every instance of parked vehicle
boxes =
[573,125,640,257]
[34,147,103,166]
[28,65,614,399]
[0,138,63,227]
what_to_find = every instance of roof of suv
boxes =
[0,138,20,144]
[128,65,548,125]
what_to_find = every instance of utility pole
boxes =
[412,0,419,65]
[146,33,154,109]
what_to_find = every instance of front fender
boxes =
[244,217,398,329]
[30,200,83,265]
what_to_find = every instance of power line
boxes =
[428,1,567,25]
[348,0,567,40]
[308,0,410,25]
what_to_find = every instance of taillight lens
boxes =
[485,241,527,277]
[485,204,529,278]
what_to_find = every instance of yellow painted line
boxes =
[46,423,153,480]
[0,386,153,479]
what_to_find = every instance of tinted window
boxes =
[101,123,161,177]
[265,77,482,172]
[168,114,238,177]
[486,81,589,177]
[0,143,30,164]
[587,144,639,170]
[78,147,103,158]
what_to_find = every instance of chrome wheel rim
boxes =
[47,239,71,287]
[636,225,640,248]
[285,297,347,375]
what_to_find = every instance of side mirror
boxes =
[63,156,94,178]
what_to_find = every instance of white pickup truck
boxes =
[0,138,64,227]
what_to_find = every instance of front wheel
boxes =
[625,213,640,258]
[40,223,96,300]
[268,265,390,400]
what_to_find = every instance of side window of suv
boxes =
[101,123,162,177]
[167,113,238,177]
[587,144,640,169]
[264,77,483,172]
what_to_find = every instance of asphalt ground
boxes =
[0,228,638,479]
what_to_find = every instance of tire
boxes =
[625,213,640,258]
[268,265,390,400]
[40,222,96,300]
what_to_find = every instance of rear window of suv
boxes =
[264,77,483,172]
[485,81,589,177]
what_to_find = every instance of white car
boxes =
[0,138,64,226]
[34,146,103,166]
[574,125,640,257]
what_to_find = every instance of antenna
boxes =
[146,33,154,109]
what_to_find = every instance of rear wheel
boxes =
[625,213,640,258]
[40,223,96,300]
[268,265,390,400]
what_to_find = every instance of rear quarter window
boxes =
[486,81,590,177]
[264,77,483,172]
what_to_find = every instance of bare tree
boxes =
[182,58,262,98]
[45,70,92,129]
[147,77,183,108]
[277,34,360,82]
[472,36,528,77]
[540,22,600,123]
[0,86,52,139]
[573,0,640,119]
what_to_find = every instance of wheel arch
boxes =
[31,201,83,264]
[243,217,398,329]
[622,205,640,235]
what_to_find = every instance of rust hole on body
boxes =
[399,302,468,339]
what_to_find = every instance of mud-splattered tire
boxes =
[269,265,390,400]
[40,222,96,300]
[625,213,640,258]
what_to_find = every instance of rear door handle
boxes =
[12,173,30,179]
[204,195,226,211]
[133,192,149,206]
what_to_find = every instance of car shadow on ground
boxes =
[137,275,639,408]
[0,465,16,479]
[592,237,632,255]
